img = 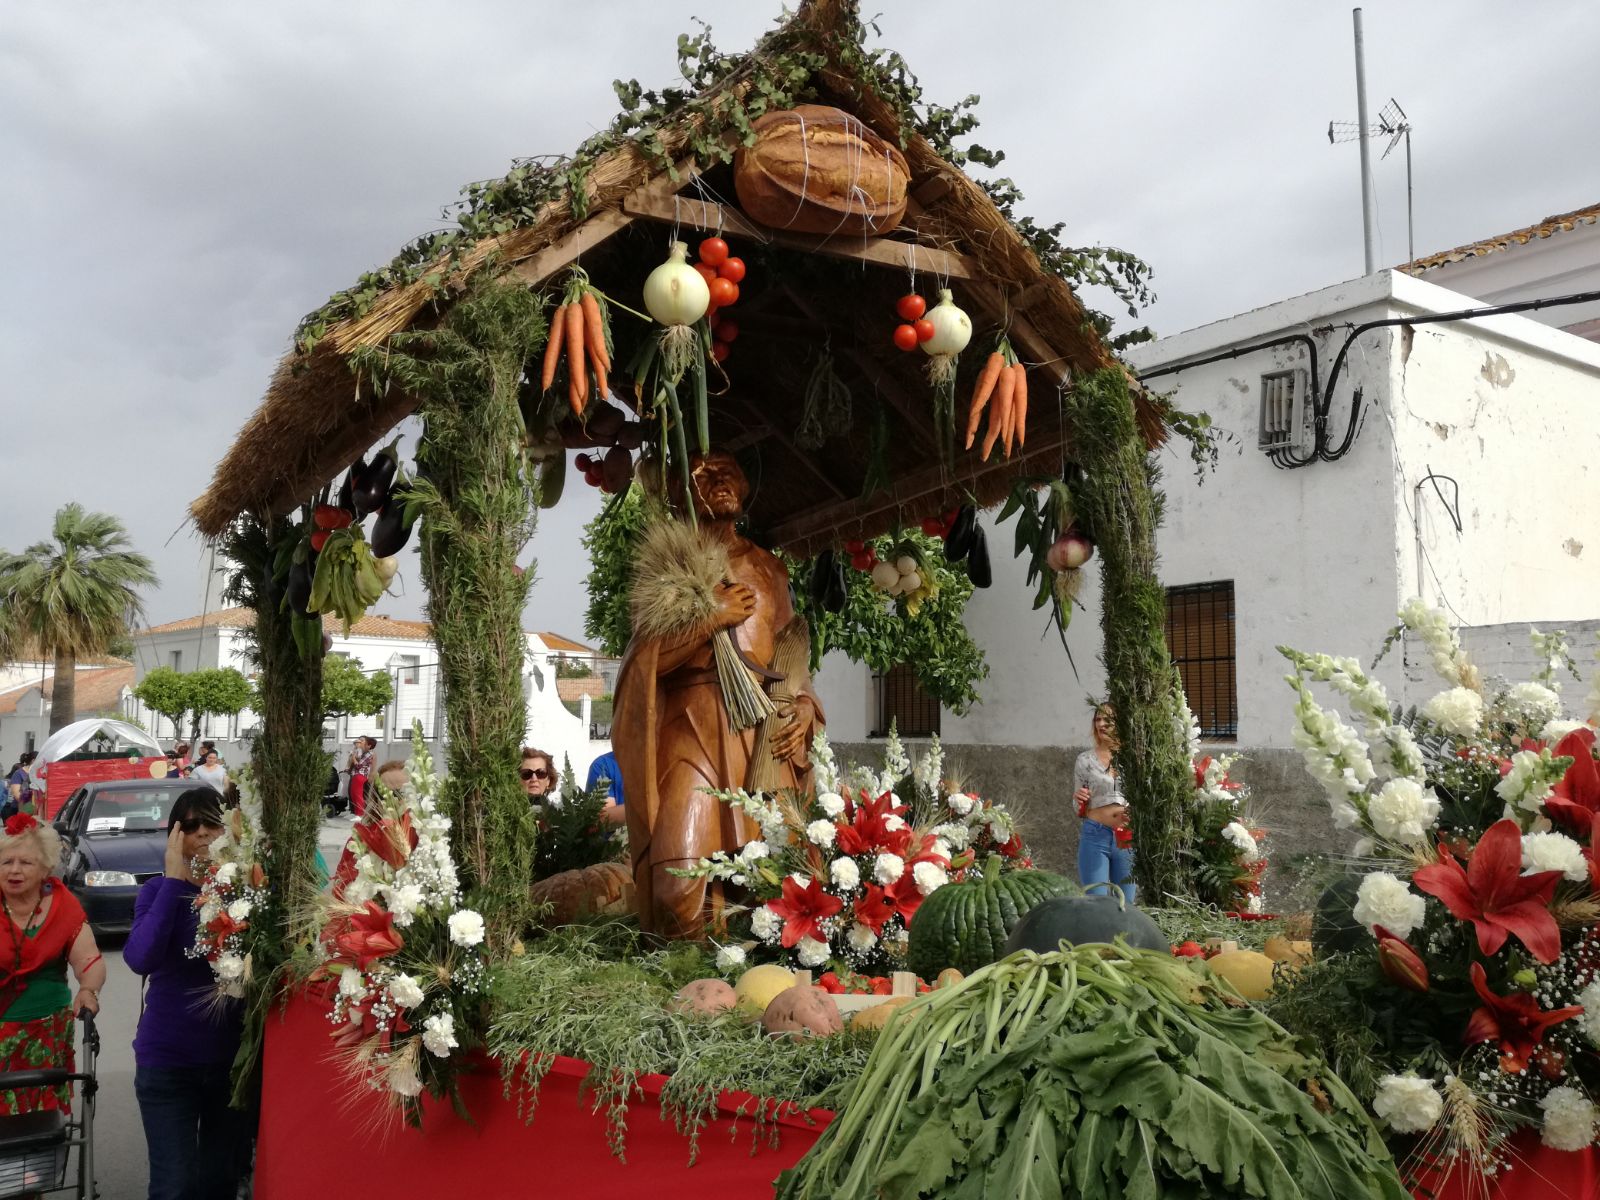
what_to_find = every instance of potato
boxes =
[670,978,738,1016]
[935,968,964,990]
[851,996,912,1032]
[733,964,796,1016]
[761,986,843,1038]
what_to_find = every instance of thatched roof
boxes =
[191,0,1161,551]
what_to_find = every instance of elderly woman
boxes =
[125,787,251,1200]
[1072,702,1137,905]
[0,811,105,1115]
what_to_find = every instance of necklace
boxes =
[4,893,42,973]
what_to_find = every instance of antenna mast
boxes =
[1352,8,1376,274]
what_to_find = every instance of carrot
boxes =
[965,352,1005,449]
[580,291,610,374]
[540,303,566,392]
[981,363,1016,462]
[1012,363,1029,450]
[593,358,610,405]
[566,301,588,415]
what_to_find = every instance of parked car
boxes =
[52,779,200,935]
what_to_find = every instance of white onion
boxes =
[642,241,710,327]
[870,561,901,591]
[895,555,917,575]
[900,571,922,592]
[919,289,972,357]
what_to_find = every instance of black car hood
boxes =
[80,832,165,875]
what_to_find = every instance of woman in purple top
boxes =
[124,788,252,1200]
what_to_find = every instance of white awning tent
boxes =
[34,718,162,766]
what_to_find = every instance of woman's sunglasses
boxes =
[520,767,550,782]
[177,817,222,834]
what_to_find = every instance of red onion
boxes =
[1046,531,1094,572]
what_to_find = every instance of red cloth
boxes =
[349,773,368,817]
[1410,1129,1600,1199]
[0,879,84,1013]
[257,992,830,1199]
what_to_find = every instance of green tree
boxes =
[132,667,196,739]
[582,485,648,658]
[320,655,394,722]
[0,504,158,732]
[188,668,255,743]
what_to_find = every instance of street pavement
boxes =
[59,815,354,1199]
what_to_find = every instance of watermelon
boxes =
[906,857,1075,977]
[1001,894,1170,956]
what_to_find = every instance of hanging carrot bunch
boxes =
[541,268,613,417]
[965,336,1029,462]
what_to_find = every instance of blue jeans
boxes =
[134,1064,253,1200]
[1078,818,1137,905]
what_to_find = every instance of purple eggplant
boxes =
[370,481,417,557]
[287,557,314,616]
[354,437,401,517]
[336,455,364,515]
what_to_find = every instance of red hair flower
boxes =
[4,813,39,837]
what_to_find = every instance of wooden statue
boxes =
[612,451,822,940]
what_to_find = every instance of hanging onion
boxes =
[1046,530,1095,572]
[919,288,971,389]
[644,241,711,383]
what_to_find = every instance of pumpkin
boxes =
[906,857,1076,977]
[1001,895,1170,957]
[1205,949,1278,1001]
[761,986,843,1038]
[1263,935,1313,967]
[851,996,913,1033]
[732,105,910,236]
[528,861,634,926]
[671,978,738,1017]
[733,964,797,1017]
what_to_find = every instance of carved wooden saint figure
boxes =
[612,451,822,940]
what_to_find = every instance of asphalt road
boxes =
[42,815,355,1199]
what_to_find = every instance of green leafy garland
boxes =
[581,485,650,659]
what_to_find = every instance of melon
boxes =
[1206,949,1278,1001]
[733,964,796,1016]
[1001,895,1170,957]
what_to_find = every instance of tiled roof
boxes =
[0,664,135,716]
[141,607,433,641]
[3,642,131,668]
[538,632,595,654]
[1401,202,1600,274]
[556,677,607,703]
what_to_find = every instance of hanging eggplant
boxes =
[537,452,567,509]
[943,504,977,562]
[336,456,363,516]
[966,526,992,589]
[286,557,314,616]
[809,549,835,609]
[823,553,849,613]
[370,494,415,558]
[353,438,401,517]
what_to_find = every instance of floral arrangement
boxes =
[311,730,488,1113]
[189,773,270,998]
[1174,679,1270,912]
[1279,603,1600,1172]
[676,727,1030,976]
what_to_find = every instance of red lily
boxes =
[356,810,419,870]
[1373,925,1429,993]
[852,883,897,934]
[1586,812,1600,889]
[1544,728,1600,833]
[996,832,1024,859]
[767,875,842,948]
[886,873,926,924]
[1193,756,1213,790]
[835,791,911,857]
[1413,818,1564,963]
[1464,962,1583,1073]
[206,911,247,941]
[332,901,405,969]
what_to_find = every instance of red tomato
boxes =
[851,550,875,571]
[698,237,729,267]
[714,319,739,344]
[844,539,865,554]
[310,530,330,553]
[1173,941,1206,958]
[693,262,718,285]
[913,318,936,343]
[574,453,592,471]
[895,293,926,321]
[870,977,893,996]
[892,324,919,351]
[711,340,731,362]
[920,517,945,537]
[584,465,604,487]
[717,256,746,283]
[709,277,738,307]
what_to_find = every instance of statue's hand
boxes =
[771,695,816,766]
[713,582,758,631]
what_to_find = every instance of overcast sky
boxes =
[4,1,1597,649]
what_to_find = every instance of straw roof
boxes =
[191,0,1161,552]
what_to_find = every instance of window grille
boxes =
[874,663,940,738]
[1258,369,1310,452]
[1165,581,1238,741]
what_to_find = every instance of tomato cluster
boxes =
[842,538,877,573]
[694,237,745,363]
[816,970,933,996]
[919,508,960,539]
[891,293,935,352]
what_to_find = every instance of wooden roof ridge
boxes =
[189,0,1150,537]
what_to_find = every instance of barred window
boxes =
[1165,581,1237,741]
[874,663,940,739]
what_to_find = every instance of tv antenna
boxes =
[1330,94,1415,267]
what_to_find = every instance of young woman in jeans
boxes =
[1072,703,1137,904]
[125,788,253,1199]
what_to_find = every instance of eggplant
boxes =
[370,498,414,558]
[601,445,632,493]
[615,422,645,451]
[586,403,627,445]
[966,526,992,589]
[809,550,835,608]
[286,557,314,616]
[943,505,977,562]
[824,555,849,613]
[336,457,362,515]
[354,438,400,517]
[537,452,566,509]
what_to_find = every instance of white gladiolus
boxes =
[830,858,861,891]
[817,792,846,818]
[1367,779,1442,845]
[1372,1074,1443,1134]
[806,819,837,848]
[873,853,905,885]
[1522,831,1589,882]
[447,910,485,948]
[422,1013,459,1058]
[388,975,425,1009]
[1422,687,1484,737]
[1352,871,1427,940]
[1539,1086,1598,1152]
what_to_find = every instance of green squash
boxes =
[906,856,1075,977]
[1002,894,1170,956]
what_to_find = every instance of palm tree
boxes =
[0,504,158,733]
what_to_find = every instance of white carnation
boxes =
[1352,871,1426,939]
[1539,1086,1597,1151]
[1506,682,1562,727]
[388,974,424,1009]
[750,905,783,943]
[1497,749,1560,813]
[225,898,251,922]
[947,792,976,817]
[387,1060,423,1097]
[1368,778,1442,845]
[1220,821,1257,856]
[447,909,485,948]
[739,840,768,863]
[544,791,564,810]
[337,967,367,998]
[845,923,878,952]
[816,792,846,819]
[1542,718,1588,744]
[213,862,238,888]
[714,944,746,972]
[882,814,906,833]
[1372,1073,1443,1134]
[796,936,830,968]
[830,857,861,891]
[873,853,905,885]
[1522,831,1589,882]
[343,875,377,906]
[1578,980,1600,1046]
[912,860,948,896]
[214,953,246,982]
[932,839,952,861]
[199,901,221,926]
[421,1012,458,1058]
[384,883,426,927]
[1423,687,1484,737]
[806,819,837,849]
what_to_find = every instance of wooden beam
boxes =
[962,281,1071,388]
[622,191,981,281]
[719,390,849,500]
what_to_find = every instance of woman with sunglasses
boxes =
[520,747,554,800]
[125,788,253,1199]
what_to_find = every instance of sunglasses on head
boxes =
[520,767,550,781]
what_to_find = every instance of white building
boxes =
[123,608,610,780]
